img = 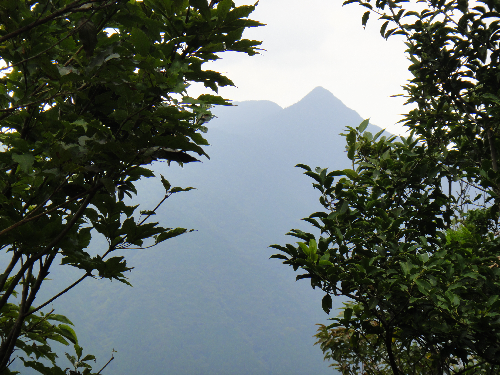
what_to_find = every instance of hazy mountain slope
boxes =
[16,87,385,375]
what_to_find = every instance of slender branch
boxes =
[0,250,23,293]
[96,352,115,374]
[384,328,403,375]
[487,127,498,172]
[0,262,32,371]
[26,272,91,317]
[24,309,55,333]
[138,194,170,226]
[24,252,58,313]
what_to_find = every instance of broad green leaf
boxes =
[155,228,187,244]
[308,238,318,254]
[131,27,151,56]
[216,0,232,23]
[189,0,211,20]
[58,325,78,345]
[339,201,349,215]
[343,169,358,180]
[343,307,353,325]
[12,153,34,174]
[358,119,369,133]
[415,279,431,294]
[298,242,311,256]
[160,174,171,192]
[322,294,333,314]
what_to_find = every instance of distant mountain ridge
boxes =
[20,87,384,375]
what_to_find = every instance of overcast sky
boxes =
[193,0,414,135]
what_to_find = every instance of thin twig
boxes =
[96,353,115,374]
[24,308,55,333]
[25,274,90,317]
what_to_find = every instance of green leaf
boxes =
[343,169,358,179]
[358,119,369,133]
[322,294,333,314]
[155,228,188,244]
[131,27,151,56]
[343,307,353,325]
[100,178,115,194]
[362,11,370,27]
[380,20,389,37]
[308,238,318,254]
[12,153,35,174]
[170,186,195,193]
[190,132,209,145]
[189,0,211,20]
[58,325,78,345]
[415,279,431,294]
[81,354,96,362]
[298,242,311,256]
[216,0,232,23]
[339,201,349,215]
[160,175,171,192]
[347,145,355,160]
[401,261,412,276]
[296,163,312,171]
[47,314,73,325]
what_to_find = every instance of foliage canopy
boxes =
[0,0,261,373]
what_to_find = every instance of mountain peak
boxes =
[282,87,362,131]
[305,86,334,99]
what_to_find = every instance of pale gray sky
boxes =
[193,0,414,135]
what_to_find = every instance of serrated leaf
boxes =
[160,175,171,192]
[191,132,209,145]
[170,186,195,193]
[155,228,187,244]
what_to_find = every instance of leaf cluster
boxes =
[272,118,500,375]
